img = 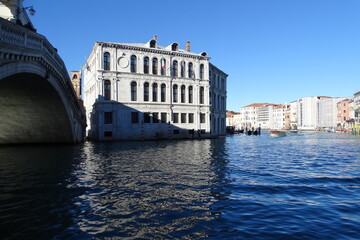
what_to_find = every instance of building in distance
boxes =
[233,95,358,132]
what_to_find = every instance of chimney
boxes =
[153,34,157,41]
[186,41,191,51]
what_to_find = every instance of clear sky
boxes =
[26,0,360,111]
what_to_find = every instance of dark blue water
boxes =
[0,132,359,239]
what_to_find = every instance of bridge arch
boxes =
[0,59,81,144]
[0,17,86,144]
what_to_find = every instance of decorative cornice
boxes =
[97,42,211,61]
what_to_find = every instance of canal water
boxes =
[0,132,359,239]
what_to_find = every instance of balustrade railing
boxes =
[0,18,64,69]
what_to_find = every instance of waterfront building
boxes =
[240,103,263,129]
[258,104,272,129]
[83,36,228,141]
[295,96,329,130]
[352,91,360,132]
[272,104,286,130]
[318,97,346,129]
[258,103,280,129]
[283,104,291,130]
[226,111,241,130]
[337,99,351,130]
[290,100,299,129]
[240,103,287,130]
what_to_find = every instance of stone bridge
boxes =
[0,17,86,144]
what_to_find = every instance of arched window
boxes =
[171,43,178,51]
[144,57,149,74]
[152,83,158,102]
[103,52,110,70]
[150,39,156,48]
[144,82,149,101]
[180,61,185,78]
[172,60,178,77]
[152,58,158,75]
[161,84,166,102]
[130,55,137,73]
[181,85,185,103]
[188,62,193,78]
[200,86,204,104]
[173,84,178,103]
[104,80,111,100]
[161,58,166,75]
[72,74,78,79]
[131,81,137,101]
[200,64,204,80]
[188,86,193,103]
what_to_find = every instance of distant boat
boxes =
[289,130,298,133]
[270,130,286,137]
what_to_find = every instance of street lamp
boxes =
[17,6,36,20]
[27,6,36,16]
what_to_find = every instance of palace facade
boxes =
[83,36,227,141]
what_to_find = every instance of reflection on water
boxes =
[0,132,359,239]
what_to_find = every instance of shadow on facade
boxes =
[87,96,212,141]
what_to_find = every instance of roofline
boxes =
[209,62,228,77]
[95,41,211,61]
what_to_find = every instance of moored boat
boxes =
[270,130,286,137]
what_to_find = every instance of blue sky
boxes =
[26,0,360,111]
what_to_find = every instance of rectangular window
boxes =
[144,112,151,123]
[161,112,167,123]
[153,112,159,123]
[104,112,112,124]
[173,113,179,123]
[181,113,186,123]
[131,112,138,123]
[188,113,194,123]
[200,113,205,123]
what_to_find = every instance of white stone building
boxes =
[240,103,286,130]
[290,100,299,129]
[318,97,346,129]
[226,111,241,130]
[239,103,262,129]
[272,105,285,130]
[295,96,329,130]
[352,91,360,125]
[290,96,348,130]
[258,103,282,129]
[83,37,227,141]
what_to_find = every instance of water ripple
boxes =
[0,133,359,239]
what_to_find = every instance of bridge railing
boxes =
[0,17,64,69]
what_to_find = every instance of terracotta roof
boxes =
[242,103,269,108]
[242,103,279,108]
